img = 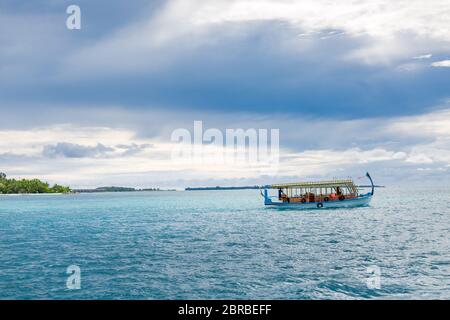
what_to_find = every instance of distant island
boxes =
[0,173,71,194]
[73,187,176,193]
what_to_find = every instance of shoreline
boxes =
[0,193,67,196]
[0,190,181,196]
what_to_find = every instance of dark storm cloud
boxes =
[42,142,114,158]
[0,2,449,123]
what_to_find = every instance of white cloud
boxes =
[405,153,434,164]
[64,0,450,74]
[385,108,450,137]
[188,0,450,41]
[431,60,450,67]
[413,54,432,59]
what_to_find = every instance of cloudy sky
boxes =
[1,0,449,188]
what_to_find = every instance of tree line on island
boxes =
[72,187,175,193]
[0,173,174,194]
[0,173,71,194]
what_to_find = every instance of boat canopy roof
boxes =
[270,179,356,189]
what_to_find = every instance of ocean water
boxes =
[0,187,448,300]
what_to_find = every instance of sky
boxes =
[0,0,449,188]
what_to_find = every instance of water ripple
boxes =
[0,187,449,299]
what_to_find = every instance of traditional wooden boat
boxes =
[261,172,374,208]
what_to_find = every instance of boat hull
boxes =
[264,193,372,209]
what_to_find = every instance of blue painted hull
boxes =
[264,193,372,209]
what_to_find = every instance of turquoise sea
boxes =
[0,187,449,299]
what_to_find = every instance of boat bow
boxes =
[366,172,375,195]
